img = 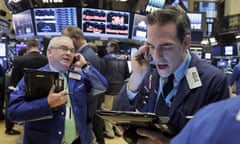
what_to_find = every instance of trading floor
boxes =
[0,119,127,144]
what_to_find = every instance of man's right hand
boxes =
[128,45,151,92]
[136,128,170,144]
[47,85,67,108]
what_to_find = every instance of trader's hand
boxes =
[128,45,151,92]
[136,128,170,144]
[73,53,88,71]
[47,85,67,108]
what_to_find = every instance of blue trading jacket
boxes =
[113,53,230,133]
[7,64,108,144]
[172,96,240,144]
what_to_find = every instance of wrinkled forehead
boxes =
[49,36,74,48]
[56,39,74,47]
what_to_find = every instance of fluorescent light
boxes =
[235,35,240,39]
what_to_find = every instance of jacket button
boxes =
[61,112,65,116]
[58,131,62,135]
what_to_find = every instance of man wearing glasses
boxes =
[7,36,108,144]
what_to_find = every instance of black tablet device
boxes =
[23,68,64,101]
[96,110,177,138]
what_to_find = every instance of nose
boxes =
[151,48,163,61]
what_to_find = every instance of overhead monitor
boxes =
[131,14,147,41]
[12,9,35,39]
[33,7,78,36]
[194,1,218,18]
[187,12,203,32]
[81,8,130,39]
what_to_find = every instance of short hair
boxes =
[26,39,40,51]
[62,26,85,40]
[47,36,73,49]
[108,40,120,52]
[147,5,191,43]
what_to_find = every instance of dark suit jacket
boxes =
[77,45,100,71]
[10,51,48,86]
[113,53,230,132]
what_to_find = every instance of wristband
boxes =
[81,62,90,69]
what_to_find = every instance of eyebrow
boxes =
[145,42,174,48]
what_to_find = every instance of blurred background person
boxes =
[88,42,107,144]
[229,60,240,96]
[0,64,5,121]
[5,39,48,135]
[101,40,130,138]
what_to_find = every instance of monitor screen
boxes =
[187,12,203,31]
[131,14,147,41]
[0,43,7,57]
[33,7,78,36]
[204,52,211,59]
[12,9,35,39]
[217,60,227,68]
[82,8,130,39]
[194,1,217,18]
[211,45,223,56]
[224,46,233,56]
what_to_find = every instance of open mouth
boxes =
[157,64,168,69]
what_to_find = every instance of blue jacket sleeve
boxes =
[7,78,53,123]
[82,65,108,96]
[230,65,240,86]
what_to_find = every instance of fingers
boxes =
[47,89,68,108]
[132,45,149,57]
[136,128,170,143]
[49,85,56,94]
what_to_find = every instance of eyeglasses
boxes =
[51,46,75,53]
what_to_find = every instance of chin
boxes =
[157,69,171,78]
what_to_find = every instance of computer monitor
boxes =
[131,14,147,41]
[217,60,227,68]
[0,43,7,57]
[196,1,218,18]
[12,9,35,39]
[33,7,78,36]
[224,45,233,56]
[81,8,130,39]
[204,52,211,60]
[187,12,203,32]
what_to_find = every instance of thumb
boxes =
[49,85,56,95]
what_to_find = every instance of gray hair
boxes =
[47,36,73,49]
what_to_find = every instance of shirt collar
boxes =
[49,64,67,73]
[78,43,88,51]
[174,50,191,82]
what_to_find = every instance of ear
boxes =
[183,35,191,51]
[46,48,52,57]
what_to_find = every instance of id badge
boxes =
[186,67,202,89]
